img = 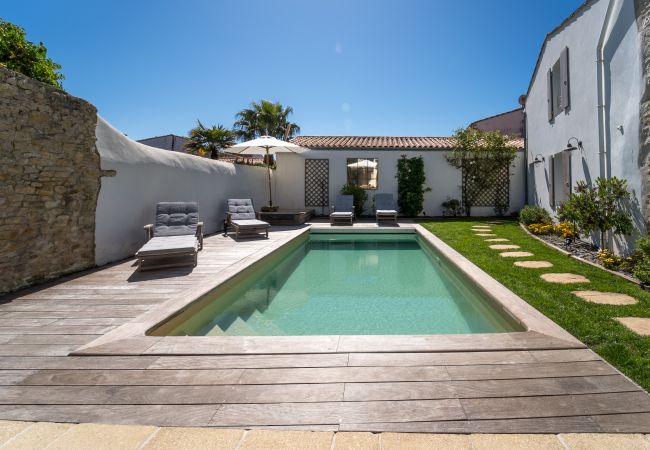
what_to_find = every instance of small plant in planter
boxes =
[442,198,462,217]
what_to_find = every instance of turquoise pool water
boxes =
[151,233,519,336]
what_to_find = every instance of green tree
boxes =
[446,127,518,216]
[234,100,300,141]
[0,19,64,88]
[557,176,633,250]
[396,155,431,217]
[185,121,236,160]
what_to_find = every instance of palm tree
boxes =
[185,121,236,159]
[234,100,300,141]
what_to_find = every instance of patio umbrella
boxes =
[228,136,308,209]
[346,159,378,168]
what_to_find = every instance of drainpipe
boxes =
[596,0,619,180]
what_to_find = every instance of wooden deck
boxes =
[0,226,649,432]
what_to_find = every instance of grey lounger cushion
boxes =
[330,212,353,218]
[154,202,199,237]
[333,195,354,213]
[231,219,270,228]
[227,199,257,220]
[136,235,198,257]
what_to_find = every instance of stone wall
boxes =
[637,0,650,228]
[0,67,101,295]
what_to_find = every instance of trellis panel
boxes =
[463,166,510,207]
[305,159,329,207]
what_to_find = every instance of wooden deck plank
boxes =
[6,334,100,345]
[237,366,449,384]
[0,344,80,356]
[147,354,350,369]
[347,350,538,367]
[19,369,245,386]
[342,375,639,401]
[0,325,116,335]
[0,356,157,370]
[209,399,465,426]
[446,361,617,380]
[0,383,344,404]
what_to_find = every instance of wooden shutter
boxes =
[562,150,571,200]
[559,47,570,111]
[547,68,553,122]
[549,154,555,208]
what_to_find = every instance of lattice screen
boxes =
[463,166,510,207]
[305,159,329,207]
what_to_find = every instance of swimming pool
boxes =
[149,231,521,336]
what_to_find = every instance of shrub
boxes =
[396,155,431,217]
[519,205,552,226]
[633,236,650,284]
[597,249,625,270]
[341,184,367,217]
[557,176,632,249]
[442,198,462,216]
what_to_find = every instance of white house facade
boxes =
[525,0,647,252]
[275,136,526,217]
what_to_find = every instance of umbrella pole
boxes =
[266,147,273,208]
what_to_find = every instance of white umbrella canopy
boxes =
[347,159,378,168]
[227,136,308,209]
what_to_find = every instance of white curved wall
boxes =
[94,117,270,266]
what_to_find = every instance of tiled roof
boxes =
[292,135,524,150]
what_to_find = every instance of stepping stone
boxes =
[471,228,491,231]
[573,291,638,305]
[475,233,497,237]
[500,251,534,257]
[514,261,554,268]
[487,221,504,224]
[540,273,590,284]
[614,317,650,336]
[472,225,491,229]
[485,238,509,242]
[489,244,520,250]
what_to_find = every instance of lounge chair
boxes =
[375,193,398,224]
[330,195,355,225]
[136,201,203,271]
[226,199,270,240]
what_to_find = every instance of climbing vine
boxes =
[396,155,431,217]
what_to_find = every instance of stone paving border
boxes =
[573,291,638,306]
[0,421,649,449]
[541,273,590,284]
[615,317,650,336]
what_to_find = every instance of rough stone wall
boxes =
[0,67,101,295]
[637,0,650,228]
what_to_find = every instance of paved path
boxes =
[0,225,648,432]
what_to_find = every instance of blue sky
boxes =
[4,0,584,139]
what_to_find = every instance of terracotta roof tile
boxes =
[292,136,524,150]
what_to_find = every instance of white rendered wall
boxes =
[526,0,643,253]
[276,150,525,217]
[94,117,270,266]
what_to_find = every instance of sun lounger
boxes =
[330,195,355,225]
[375,193,398,224]
[136,202,203,271]
[226,199,270,240]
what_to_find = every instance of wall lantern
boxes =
[532,154,545,165]
[565,137,583,152]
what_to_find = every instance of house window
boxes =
[346,158,378,189]
[547,47,570,121]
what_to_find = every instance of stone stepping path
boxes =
[500,251,534,257]
[540,273,590,284]
[514,261,554,269]
[489,244,520,250]
[614,317,650,335]
[475,233,497,237]
[485,238,509,242]
[573,291,638,306]
[472,228,492,232]
[472,225,492,229]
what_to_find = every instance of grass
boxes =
[419,218,650,391]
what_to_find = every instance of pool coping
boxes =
[72,224,585,356]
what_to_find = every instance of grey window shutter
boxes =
[560,47,570,111]
[549,154,555,208]
[547,68,553,122]
[562,150,571,200]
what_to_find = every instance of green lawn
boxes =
[419,218,650,391]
